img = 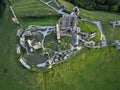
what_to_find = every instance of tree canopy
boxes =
[0,0,6,17]
[66,0,120,13]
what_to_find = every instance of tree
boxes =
[0,0,6,17]
[65,0,120,13]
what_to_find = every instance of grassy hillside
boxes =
[78,21,100,42]
[57,0,74,10]
[80,9,120,42]
[12,0,61,27]
[38,47,120,90]
[0,5,29,90]
[0,0,120,90]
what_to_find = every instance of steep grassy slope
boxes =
[0,0,120,90]
[38,47,120,90]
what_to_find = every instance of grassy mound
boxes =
[23,54,47,65]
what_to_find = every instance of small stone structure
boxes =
[110,20,120,28]
[16,28,24,37]
[112,40,120,50]
[27,39,42,50]
[73,7,79,16]
[16,44,21,54]
[56,24,61,42]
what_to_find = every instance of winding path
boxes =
[81,18,107,46]
[20,57,31,69]
[40,0,68,15]
[10,6,19,24]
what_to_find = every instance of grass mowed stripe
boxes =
[12,0,58,17]
[12,0,60,27]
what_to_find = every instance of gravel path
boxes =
[40,0,68,15]
[10,6,19,24]
[81,18,106,42]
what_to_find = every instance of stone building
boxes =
[56,24,61,42]
[16,28,24,37]
[57,13,78,32]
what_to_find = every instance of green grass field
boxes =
[0,4,29,90]
[57,0,74,10]
[12,0,61,28]
[0,0,120,90]
[80,9,120,42]
[12,0,58,17]
[44,31,58,51]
